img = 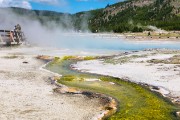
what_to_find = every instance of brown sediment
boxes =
[168,95,180,106]
[36,55,53,61]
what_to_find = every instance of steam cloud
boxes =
[0,8,92,48]
[147,25,167,33]
[0,8,121,51]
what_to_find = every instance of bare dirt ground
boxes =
[0,47,103,120]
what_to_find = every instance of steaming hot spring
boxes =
[1,30,180,120]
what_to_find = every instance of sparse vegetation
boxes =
[3,55,18,59]
[148,55,180,64]
[104,54,147,64]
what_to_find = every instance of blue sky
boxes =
[30,0,123,13]
[0,0,124,14]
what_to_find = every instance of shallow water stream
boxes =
[46,58,180,120]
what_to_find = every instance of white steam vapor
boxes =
[0,8,95,48]
[0,8,126,51]
[0,9,66,46]
[148,25,167,33]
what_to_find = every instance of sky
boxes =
[0,0,124,14]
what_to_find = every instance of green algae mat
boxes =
[46,57,180,120]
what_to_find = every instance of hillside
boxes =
[88,0,180,32]
[2,0,180,33]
